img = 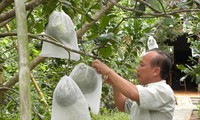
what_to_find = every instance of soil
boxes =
[190,110,200,120]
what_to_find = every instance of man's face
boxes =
[136,51,157,85]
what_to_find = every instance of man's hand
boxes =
[92,59,111,75]
[103,75,114,86]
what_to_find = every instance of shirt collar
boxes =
[144,80,166,87]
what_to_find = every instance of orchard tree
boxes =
[0,0,200,119]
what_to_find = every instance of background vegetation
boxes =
[0,0,200,119]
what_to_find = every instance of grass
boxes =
[91,111,129,120]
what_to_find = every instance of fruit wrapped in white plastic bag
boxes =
[51,75,91,120]
[40,11,80,61]
[69,63,103,114]
[147,36,158,50]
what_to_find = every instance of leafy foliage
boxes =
[91,111,129,120]
[177,40,200,83]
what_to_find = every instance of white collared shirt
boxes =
[124,80,175,120]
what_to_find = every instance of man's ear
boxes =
[153,67,161,76]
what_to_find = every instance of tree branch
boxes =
[136,0,161,13]
[76,0,121,39]
[0,0,43,23]
[168,9,200,15]
[30,73,48,107]
[3,56,46,88]
[59,0,94,22]
[108,0,200,17]
[108,0,170,17]
[0,16,14,28]
[0,0,14,13]
[0,86,19,93]
[0,32,100,59]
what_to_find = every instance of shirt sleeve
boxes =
[136,84,172,110]
[124,98,133,114]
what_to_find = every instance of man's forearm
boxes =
[113,86,126,112]
[108,69,139,102]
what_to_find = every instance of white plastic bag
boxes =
[40,11,80,61]
[51,75,91,120]
[69,63,103,114]
[147,36,158,50]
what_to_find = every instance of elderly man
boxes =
[92,49,175,120]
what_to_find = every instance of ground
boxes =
[190,110,200,120]
[174,90,200,120]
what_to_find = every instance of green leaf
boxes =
[134,19,140,33]
[99,15,110,32]
[127,68,136,73]
[163,18,176,26]
[35,22,44,33]
[196,76,200,84]
[99,46,112,58]
[147,0,164,11]
[176,0,193,9]
[176,64,186,70]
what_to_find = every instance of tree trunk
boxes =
[14,0,31,120]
